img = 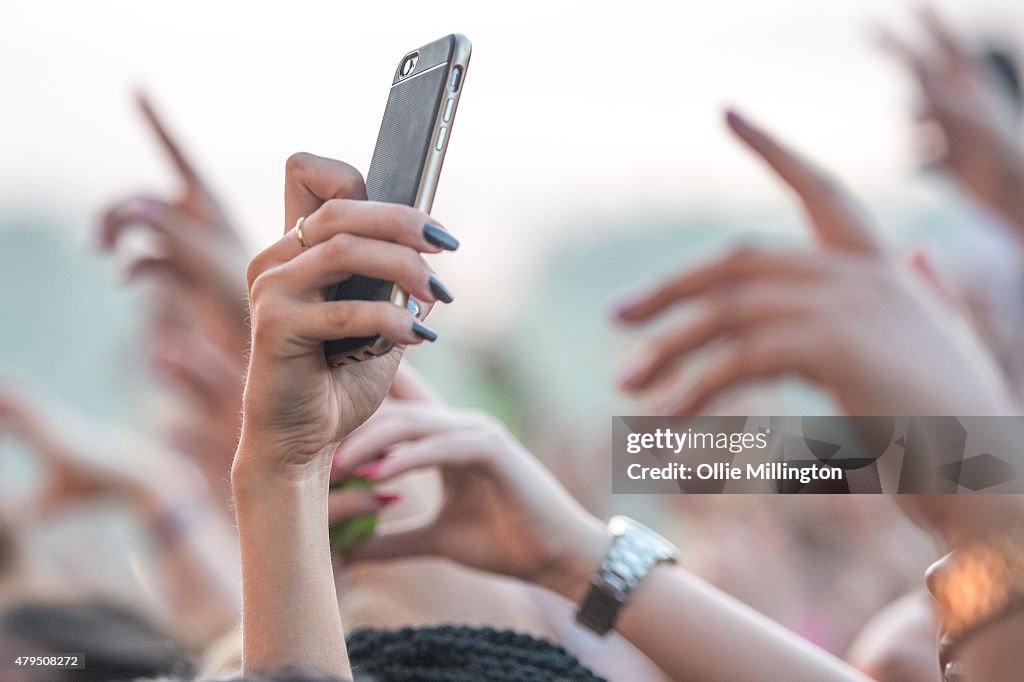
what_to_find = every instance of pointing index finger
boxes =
[134,90,204,186]
[725,108,882,254]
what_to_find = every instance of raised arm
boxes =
[232,152,458,677]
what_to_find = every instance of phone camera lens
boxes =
[399,53,419,79]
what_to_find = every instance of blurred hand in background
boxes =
[98,92,252,494]
[880,6,1024,236]
[0,379,240,650]
[98,91,251,356]
[613,109,1018,417]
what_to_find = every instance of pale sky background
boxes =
[2,0,1023,326]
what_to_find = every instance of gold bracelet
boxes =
[927,525,1024,654]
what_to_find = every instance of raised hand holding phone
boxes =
[324,34,470,365]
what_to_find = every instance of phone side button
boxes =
[443,98,455,122]
[435,126,448,151]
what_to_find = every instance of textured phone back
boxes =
[365,62,448,204]
[324,36,456,359]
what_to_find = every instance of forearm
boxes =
[232,442,350,678]
[547,524,867,682]
[615,565,868,682]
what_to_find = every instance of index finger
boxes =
[873,24,931,81]
[725,109,883,253]
[918,5,971,64]
[135,90,204,186]
[284,152,368,230]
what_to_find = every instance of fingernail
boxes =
[428,274,454,303]
[423,224,460,251]
[412,321,438,342]
[612,298,640,321]
[354,461,386,479]
[332,446,343,467]
[617,358,651,390]
[373,492,401,506]
[725,108,749,130]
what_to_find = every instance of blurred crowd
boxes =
[1,6,1024,682]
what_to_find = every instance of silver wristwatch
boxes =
[576,516,679,635]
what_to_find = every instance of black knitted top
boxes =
[346,625,607,682]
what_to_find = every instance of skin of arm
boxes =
[337,393,869,681]
[538,522,870,682]
[232,444,348,678]
[233,151,456,676]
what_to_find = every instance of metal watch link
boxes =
[575,515,679,635]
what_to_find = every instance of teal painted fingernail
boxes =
[423,224,460,251]
[412,321,438,342]
[428,274,454,303]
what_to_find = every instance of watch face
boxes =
[609,516,680,561]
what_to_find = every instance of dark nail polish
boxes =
[423,224,460,251]
[411,321,439,342]
[428,274,454,303]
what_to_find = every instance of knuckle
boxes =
[336,164,367,199]
[245,257,264,291]
[324,232,354,258]
[248,269,278,302]
[318,198,347,223]
[250,299,282,337]
[285,151,315,174]
[329,301,358,328]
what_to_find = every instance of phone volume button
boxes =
[435,126,448,151]
[443,98,455,122]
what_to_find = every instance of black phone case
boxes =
[323,36,457,359]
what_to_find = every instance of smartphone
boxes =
[324,34,471,366]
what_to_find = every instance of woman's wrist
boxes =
[232,430,336,489]
[537,515,611,604]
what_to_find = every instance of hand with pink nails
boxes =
[612,109,1018,417]
[329,366,608,602]
[231,155,457,677]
